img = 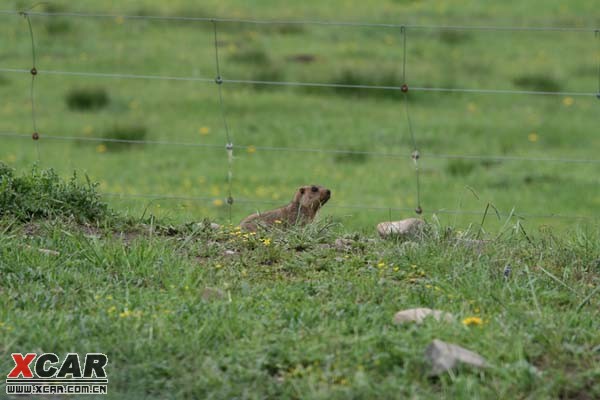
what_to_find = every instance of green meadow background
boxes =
[0,0,599,230]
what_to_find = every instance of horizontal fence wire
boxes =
[0,68,597,97]
[0,10,598,32]
[2,131,599,165]
[103,192,598,221]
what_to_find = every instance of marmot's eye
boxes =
[311,186,318,193]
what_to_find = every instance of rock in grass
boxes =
[393,308,453,325]
[377,218,425,240]
[197,222,221,230]
[334,238,354,251]
[425,339,487,375]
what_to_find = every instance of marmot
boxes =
[240,185,331,231]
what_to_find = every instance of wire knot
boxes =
[30,67,37,76]
[225,142,233,151]
[215,76,223,85]
[411,150,420,161]
[415,206,423,215]
[401,84,409,93]
[226,196,234,205]
[32,132,39,141]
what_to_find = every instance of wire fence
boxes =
[3,131,599,164]
[1,67,598,97]
[1,7,599,223]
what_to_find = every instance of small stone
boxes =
[334,238,353,251]
[425,339,487,375]
[201,287,226,301]
[223,249,236,256]
[393,308,453,325]
[377,218,425,240]
[196,222,220,230]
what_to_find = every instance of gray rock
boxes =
[393,308,454,325]
[334,238,354,251]
[197,222,221,230]
[377,218,425,240]
[425,339,487,375]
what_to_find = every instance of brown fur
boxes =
[240,185,331,231]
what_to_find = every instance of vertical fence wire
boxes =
[400,26,422,214]
[212,20,234,223]
[20,10,40,159]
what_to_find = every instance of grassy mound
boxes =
[0,163,109,222]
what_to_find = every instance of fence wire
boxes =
[2,132,599,165]
[0,10,598,32]
[103,192,598,221]
[1,7,599,223]
[1,68,597,98]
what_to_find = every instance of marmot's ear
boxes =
[292,187,304,203]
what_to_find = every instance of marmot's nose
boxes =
[326,189,331,196]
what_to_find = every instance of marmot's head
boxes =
[293,185,331,212]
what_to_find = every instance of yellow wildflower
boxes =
[213,199,223,207]
[462,316,484,326]
[96,144,107,153]
[247,145,256,154]
[562,97,574,107]
[528,132,539,143]
[199,127,210,135]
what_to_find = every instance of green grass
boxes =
[0,1,599,398]
[0,165,598,399]
[1,212,599,398]
[0,0,598,229]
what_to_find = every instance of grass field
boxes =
[1,0,599,398]
[0,167,599,398]
[0,0,599,229]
